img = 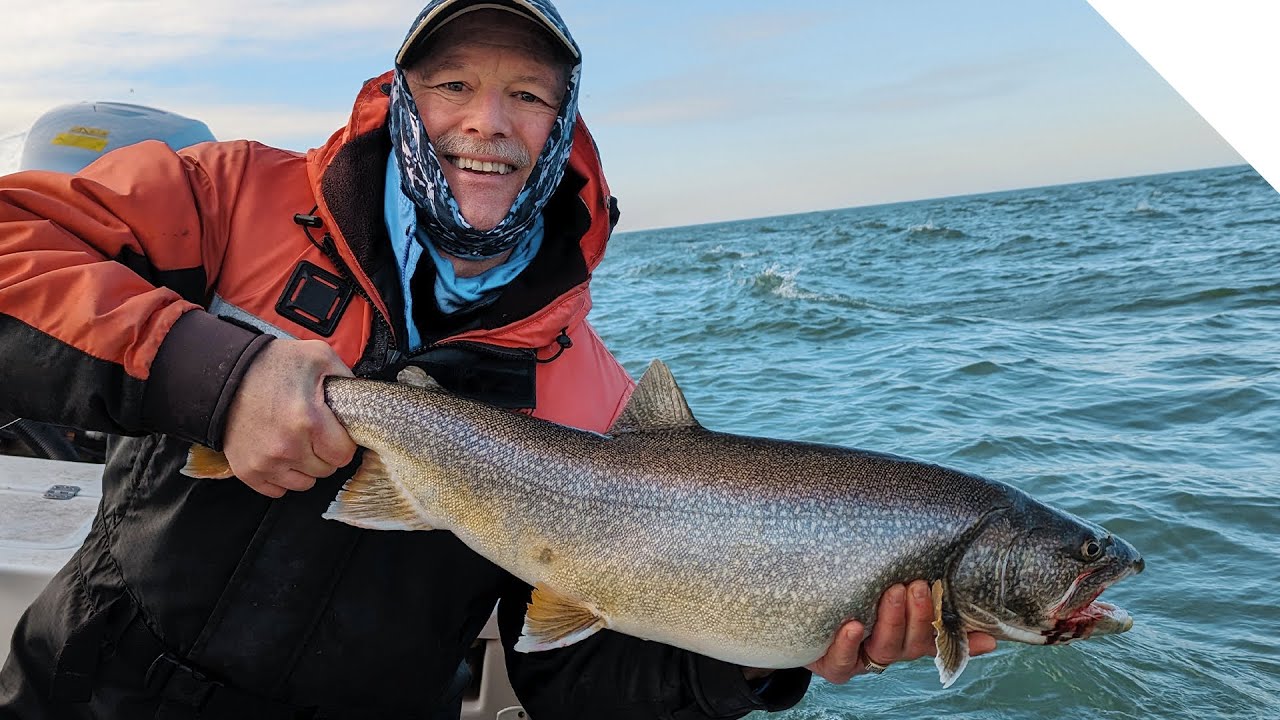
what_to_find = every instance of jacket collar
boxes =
[304,71,616,352]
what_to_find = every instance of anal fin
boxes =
[514,583,608,653]
[321,450,434,531]
[932,578,970,688]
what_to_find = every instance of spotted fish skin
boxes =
[316,361,1144,684]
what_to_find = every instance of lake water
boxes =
[592,165,1279,719]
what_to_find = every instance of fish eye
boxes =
[1081,539,1103,560]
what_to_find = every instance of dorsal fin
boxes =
[608,359,700,434]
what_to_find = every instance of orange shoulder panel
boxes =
[0,139,253,379]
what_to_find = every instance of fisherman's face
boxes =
[406,11,567,232]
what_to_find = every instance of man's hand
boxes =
[805,580,998,684]
[221,339,357,498]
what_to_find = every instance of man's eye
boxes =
[516,91,543,104]
[439,81,466,92]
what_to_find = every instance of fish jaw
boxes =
[975,558,1142,646]
[1037,550,1143,644]
[1068,600,1133,637]
[1032,595,1130,645]
[966,591,1134,647]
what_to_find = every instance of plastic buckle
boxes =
[276,261,354,338]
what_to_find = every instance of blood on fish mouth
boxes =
[1042,592,1128,644]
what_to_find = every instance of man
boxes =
[0,1,993,717]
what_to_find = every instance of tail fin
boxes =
[181,445,235,479]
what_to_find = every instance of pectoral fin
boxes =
[396,366,445,391]
[514,583,608,653]
[181,445,235,479]
[932,579,970,688]
[321,450,435,531]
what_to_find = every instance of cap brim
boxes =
[397,0,579,67]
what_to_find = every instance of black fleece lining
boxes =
[316,129,404,376]
[316,130,403,328]
[141,311,273,448]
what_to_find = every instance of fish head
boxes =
[948,497,1144,646]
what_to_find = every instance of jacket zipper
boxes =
[293,212,399,376]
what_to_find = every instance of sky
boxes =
[0,0,1245,231]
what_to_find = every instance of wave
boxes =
[955,360,1002,376]
[1223,215,1280,228]
[744,265,846,307]
[1129,198,1171,217]
[694,243,760,263]
[990,196,1050,208]
[1107,283,1280,313]
[990,234,1074,254]
[741,264,906,314]
[906,220,967,239]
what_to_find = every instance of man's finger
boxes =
[805,621,864,685]
[312,417,357,470]
[270,469,318,494]
[902,580,937,659]
[967,632,998,656]
[862,584,907,665]
[294,453,338,481]
[243,476,288,499]
[829,622,864,671]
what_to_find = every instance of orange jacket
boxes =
[0,71,633,441]
[0,75,814,718]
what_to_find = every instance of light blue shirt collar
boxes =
[384,152,543,352]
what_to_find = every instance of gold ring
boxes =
[858,648,890,674]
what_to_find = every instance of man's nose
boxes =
[464,89,512,138]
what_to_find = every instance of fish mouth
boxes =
[1041,564,1141,644]
[1041,596,1133,644]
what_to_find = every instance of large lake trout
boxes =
[187,360,1144,686]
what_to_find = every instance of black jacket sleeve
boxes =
[499,582,812,719]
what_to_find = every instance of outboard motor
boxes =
[1,102,215,461]
[19,101,214,173]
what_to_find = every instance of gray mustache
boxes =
[431,134,532,169]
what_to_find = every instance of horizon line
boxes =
[616,161,1254,235]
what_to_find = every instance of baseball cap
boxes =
[396,0,580,68]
